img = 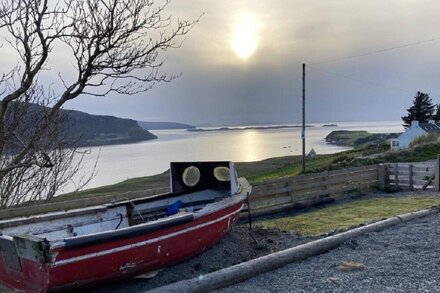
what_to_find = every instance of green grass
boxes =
[258,196,440,236]
[247,144,388,183]
[56,171,170,201]
[382,142,440,162]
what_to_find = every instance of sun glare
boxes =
[231,13,259,59]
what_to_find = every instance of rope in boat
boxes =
[128,200,146,223]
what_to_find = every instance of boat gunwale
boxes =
[0,205,109,229]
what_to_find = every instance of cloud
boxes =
[2,0,440,125]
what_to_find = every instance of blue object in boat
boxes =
[167,200,183,216]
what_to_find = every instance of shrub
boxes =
[332,155,351,164]
[408,133,440,149]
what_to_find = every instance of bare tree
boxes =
[0,0,196,207]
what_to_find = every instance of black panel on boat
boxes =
[171,162,231,194]
[64,213,194,249]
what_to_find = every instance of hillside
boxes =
[5,103,157,149]
[137,121,195,130]
[63,110,157,147]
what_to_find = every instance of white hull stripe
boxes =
[50,205,243,268]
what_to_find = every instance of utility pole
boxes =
[302,63,306,173]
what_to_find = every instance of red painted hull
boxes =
[0,202,243,292]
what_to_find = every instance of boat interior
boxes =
[0,162,242,247]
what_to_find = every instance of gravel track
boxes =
[216,213,440,293]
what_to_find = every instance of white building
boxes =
[390,120,440,150]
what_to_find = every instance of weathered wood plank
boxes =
[251,187,292,199]
[291,189,330,201]
[253,173,378,206]
[249,195,292,210]
[378,164,389,190]
[412,166,435,172]
[436,155,440,192]
[414,179,430,186]
[252,179,378,209]
[292,166,377,183]
[412,170,435,177]
[290,171,377,191]
[0,188,168,220]
[326,180,378,194]
[409,165,414,191]
[247,197,336,217]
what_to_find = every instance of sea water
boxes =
[59,120,403,194]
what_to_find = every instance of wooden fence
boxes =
[246,165,379,216]
[2,165,380,220]
[379,158,440,191]
[4,160,439,220]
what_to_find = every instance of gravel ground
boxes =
[216,213,440,293]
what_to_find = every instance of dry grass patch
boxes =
[257,196,440,236]
[337,261,367,272]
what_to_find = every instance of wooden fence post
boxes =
[409,164,414,191]
[435,155,440,192]
[394,163,399,190]
[378,164,390,190]
[287,180,294,204]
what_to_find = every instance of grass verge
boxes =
[257,196,440,236]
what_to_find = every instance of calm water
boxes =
[59,121,403,193]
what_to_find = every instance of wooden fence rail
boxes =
[246,158,440,217]
[378,157,440,192]
[246,165,380,216]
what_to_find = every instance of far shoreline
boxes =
[187,124,315,132]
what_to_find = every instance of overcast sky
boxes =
[4,0,440,126]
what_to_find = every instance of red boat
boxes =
[0,161,250,292]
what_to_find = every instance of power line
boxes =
[310,36,440,65]
[307,64,440,96]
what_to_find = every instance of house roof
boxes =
[419,122,440,134]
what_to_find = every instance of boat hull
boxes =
[0,201,243,292]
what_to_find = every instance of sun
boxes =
[231,13,259,59]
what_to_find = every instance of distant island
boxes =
[322,124,338,127]
[137,121,195,130]
[188,125,314,132]
[325,130,400,148]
